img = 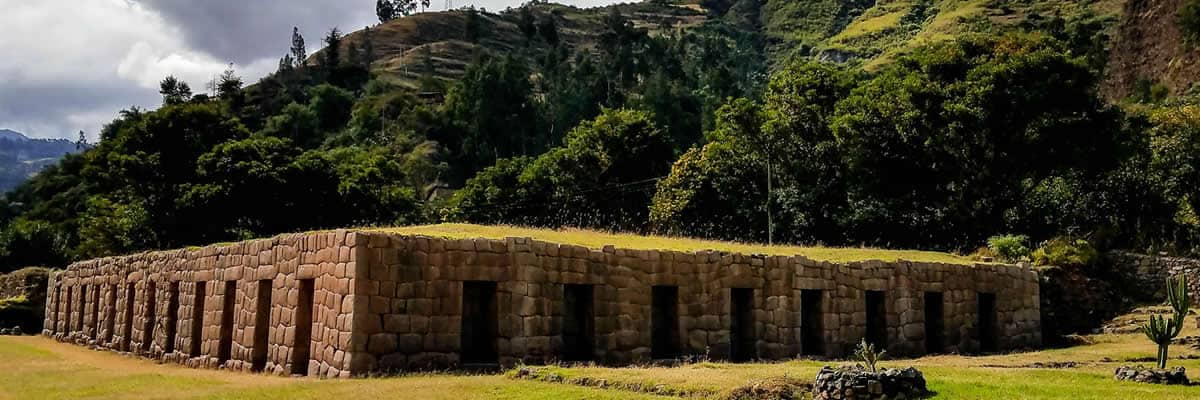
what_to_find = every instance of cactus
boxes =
[1140,276,1191,369]
[853,339,886,373]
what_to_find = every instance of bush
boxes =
[0,295,39,333]
[1032,237,1099,267]
[987,234,1031,263]
[1180,0,1200,44]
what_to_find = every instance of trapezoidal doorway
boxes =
[651,286,681,359]
[461,281,498,364]
[562,284,594,362]
[730,288,755,362]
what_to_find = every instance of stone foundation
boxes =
[44,230,1042,377]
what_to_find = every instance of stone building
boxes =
[43,230,1041,377]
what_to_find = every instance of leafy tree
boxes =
[291,27,307,68]
[518,6,537,44]
[159,75,193,106]
[537,14,559,46]
[1180,0,1200,44]
[440,54,538,175]
[451,108,673,230]
[323,27,343,68]
[830,33,1130,248]
[464,7,483,43]
[377,0,397,22]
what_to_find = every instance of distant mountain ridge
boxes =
[0,129,82,193]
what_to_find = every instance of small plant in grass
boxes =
[1140,276,1190,369]
[853,339,886,373]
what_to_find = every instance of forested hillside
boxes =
[5,0,1200,272]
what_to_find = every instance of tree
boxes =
[441,54,539,174]
[216,65,243,99]
[464,7,482,43]
[159,75,192,105]
[377,0,397,22]
[363,26,376,66]
[75,130,87,150]
[451,108,673,230]
[291,27,307,68]
[323,27,343,68]
[537,14,559,46]
[518,6,537,44]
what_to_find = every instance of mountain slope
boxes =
[324,3,708,89]
[0,130,80,193]
[1102,0,1200,100]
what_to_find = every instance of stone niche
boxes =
[44,230,1042,377]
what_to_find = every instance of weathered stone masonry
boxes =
[44,230,1041,377]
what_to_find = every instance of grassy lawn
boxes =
[5,309,1200,399]
[374,223,975,265]
[0,336,672,400]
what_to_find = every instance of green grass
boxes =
[373,223,977,264]
[5,308,1200,399]
[0,336,674,400]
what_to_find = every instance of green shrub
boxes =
[1032,237,1099,267]
[986,234,1031,262]
[0,295,38,333]
[1179,0,1200,44]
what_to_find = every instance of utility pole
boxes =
[766,152,773,246]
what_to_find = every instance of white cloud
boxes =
[0,0,625,140]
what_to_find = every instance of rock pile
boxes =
[0,326,21,335]
[812,365,929,400]
[1113,365,1189,385]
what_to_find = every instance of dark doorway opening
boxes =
[80,284,89,336]
[165,282,179,353]
[865,290,887,349]
[89,285,99,339]
[142,282,157,352]
[217,281,236,364]
[104,285,116,343]
[730,288,755,362]
[251,280,272,372]
[562,284,595,362]
[291,279,315,375]
[651,286,681,359]
[190,281,207,357]
[801,289,824,356]
[977,292,997,352]
[461,281,498,364]
[122,284,135,351]
[51,286,60,334]
[63,287,73,335]
[924,292,944,353]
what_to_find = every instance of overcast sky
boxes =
[0,0,619,141]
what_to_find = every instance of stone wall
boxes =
[45,230,1042,377]
[353,233,1042,370]
[44,231,361,377]
[1106,251,1200,302]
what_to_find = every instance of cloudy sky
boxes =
[0,0,618,141]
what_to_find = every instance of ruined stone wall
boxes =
[1106,251,1200,302]
[43,231,361,377]
[354,232,1042,370]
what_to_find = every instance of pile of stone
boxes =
[812,365,929,400]
[0,326,21,335]
[1114,365,1189,385]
